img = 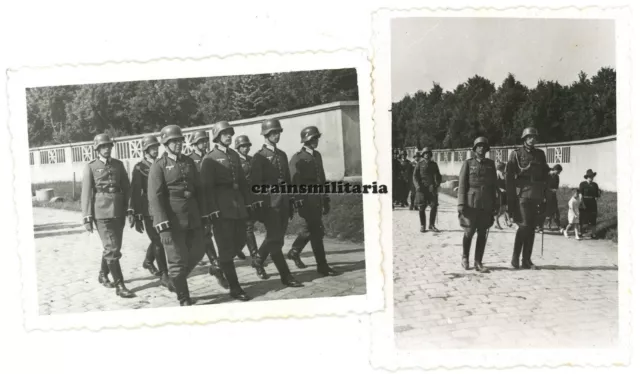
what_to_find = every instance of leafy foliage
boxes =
[392,68,616,149]
[27,68,359,147]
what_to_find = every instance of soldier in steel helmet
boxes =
[505,127,550,270]
[413,147,443,232]
[188,129,228,289]
[286,126,339,276]
[457,137,498,273]
[81,134,135,298]
[148,125,210,306]
[128,134,170,289]
[249,118,303,288]
[234,134,259,259]
[200,121,253,301]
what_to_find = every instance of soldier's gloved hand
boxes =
[134,219,144,234]
[84,221,93,233]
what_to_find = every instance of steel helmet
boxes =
[300,126,321,143]
[93,134,114,150]
[473,136,490,151]
[191,130,209,145]
[261,119,283,136]
[211,121,235,142]
[421,147,433,156]
[141,134,160,151]
[521,127,539,140]
[235,135,252,149]
[160,125,184,145]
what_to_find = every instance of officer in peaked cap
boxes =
[128,134,170,289]
[413,146,443,232]
[457,137,498,273]
[81,133,135,298]
[147,125,210,306]
[286,126,339,276]
[235,134,260,260]
[249,118,304,287]
[506,127,549,270]
[188,129,228,289]
[200,121,252,301]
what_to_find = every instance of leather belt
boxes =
[583,196,596,199]
[169,190,193,199]
[96,187,122,193]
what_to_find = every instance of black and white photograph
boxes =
[13,53,377,326]
[388,16,623,352]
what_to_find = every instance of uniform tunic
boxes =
[81,156,130,262]
[129,158,164,256]
[413,159,443,208]
[579,181,601,226]
[201,143,252,262]
[505,146,549,227]
[457,157,497,230]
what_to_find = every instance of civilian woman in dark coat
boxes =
[579,169,602,239]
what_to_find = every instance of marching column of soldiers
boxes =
[81,120,339,307]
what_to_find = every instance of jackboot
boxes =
[511,228,524,269]
[206,248,228,289]
[521,229,538,270]
[474,230,489,273]
[220,261,251,301]
[142,243,160,276]
[287,248,307,269]
[236,249,247,260]
[428,207,440,232]
[461,235,472,270]
[109,261,135,298]
[251,258,270,280]
[272,252,303,287]
[419,209,426,230]
[315,238,338,276]
[246,231,259,259]
[98,258,115,288]
[172,275,191,306]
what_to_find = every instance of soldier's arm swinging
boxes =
[457,161,469,214]
[200,157,220,219]
[80,163,95,232]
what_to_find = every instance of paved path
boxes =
[33,207,365,315]
[394,194,618,350]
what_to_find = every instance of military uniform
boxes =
[457,137,497,272]
[237,140,259,259]
[413,149,443,232]
[199,121,252,301]
[250,119,302,287]
[392,151,401,207]
[287,127,339,275]
[129,154,169,284]
[401,157,414,209]
[81,134,134,298]
[148,125,209,305]
[505,128,549,269]
[408,154,419,210]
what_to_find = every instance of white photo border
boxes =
[369,5,633,369]
[7,49,383,331]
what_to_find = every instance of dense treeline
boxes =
[392,67,616,150]
[27,68,358,147]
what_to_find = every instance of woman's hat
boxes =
[584,169,597,179]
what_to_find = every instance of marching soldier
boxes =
[81,134,135,298]
[148,125,210,306]
[188,130,229,289]
[249,119,303,288]
[413,147,443,233]
[409,152,421,210]
[457,137,498,273]
[399,151,414,209]
[286,126,339,276]
[200,121,252,301]
[506,127,550,270]
[235,134,259,259]
[128,134,170,288]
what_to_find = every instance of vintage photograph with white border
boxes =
[8,49,383,331]
[370,5,632,369]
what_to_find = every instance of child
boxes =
[563,189,581,240]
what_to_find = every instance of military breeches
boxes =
[162,228,205,280]
[95,217,126,263]
[460,208,494,233]
[213,218,246,262]
[415,187,438,209]
[512,199,540,227]
[257,207,292,278]
[291,210,328,268]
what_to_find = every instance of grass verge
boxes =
[439,176,618,243]
[31,181,365,243]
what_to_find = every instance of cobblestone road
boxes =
[33,207,366,314]
[394,194,618,350]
